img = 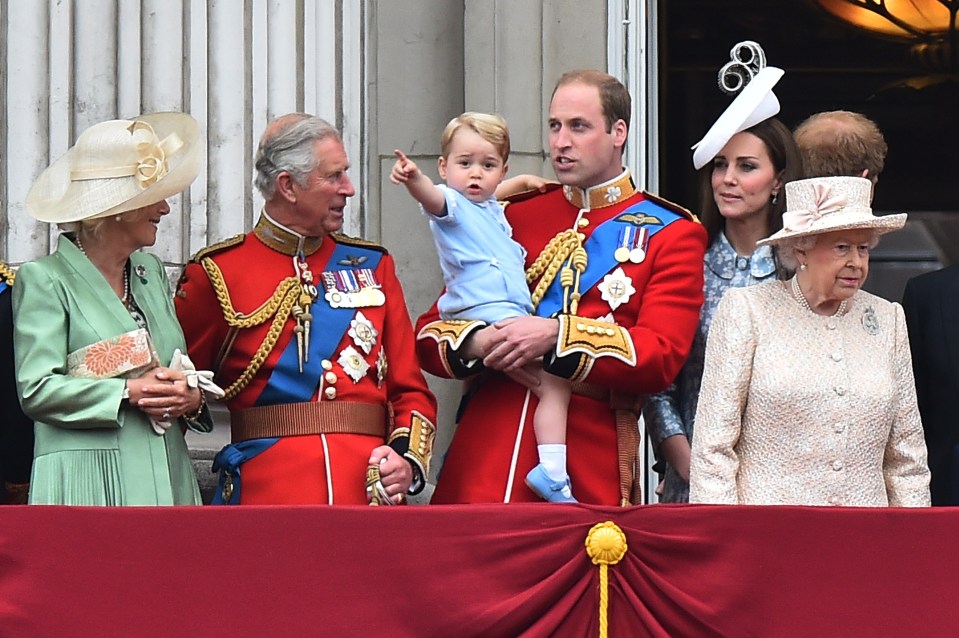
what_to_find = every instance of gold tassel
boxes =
[585,521,628,638]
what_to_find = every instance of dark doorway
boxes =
[659,0,957,296]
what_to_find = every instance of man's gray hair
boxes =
[254,114,341,199]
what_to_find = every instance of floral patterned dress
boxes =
[643,232,776,502]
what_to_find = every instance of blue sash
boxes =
[210,241,383,505]
[0,281,8,295]
[210,439,278,505]
[535,201,683,317]
[256,243,383,405]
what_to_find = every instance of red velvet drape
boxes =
[0,504,954,637]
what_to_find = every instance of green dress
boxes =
[13,235,211,505]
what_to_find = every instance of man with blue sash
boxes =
[176,114,436,505]
[417,70,707,506]
[0,263,33,504]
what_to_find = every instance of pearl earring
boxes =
[800,263,807,271]
[771,193,778,205]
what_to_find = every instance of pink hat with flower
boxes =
[757,176,906,246]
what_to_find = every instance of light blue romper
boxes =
[427,185,534,324]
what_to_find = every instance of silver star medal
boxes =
[337,345,370,383]
[349,311,378,354]
[598,267,636,311]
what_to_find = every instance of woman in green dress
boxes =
[13,112,213,505]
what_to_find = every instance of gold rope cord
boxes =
[201,257,301,399]
[526,229,588,314]
[585,521,628,638]
[0,262,16,285]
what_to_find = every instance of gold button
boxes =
[321,359,333,371]
[325,371,337,384]
[324,386,337,400]
[577,218,590,228]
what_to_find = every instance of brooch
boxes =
[861,306,880,336]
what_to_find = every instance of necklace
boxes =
[791,275,847,317]
[74,234,147,328]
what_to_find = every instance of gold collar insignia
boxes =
[254,213,324,256]
[562,171,636,210]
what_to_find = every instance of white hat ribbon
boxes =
[69,121,184,190]
[782,182,847,232]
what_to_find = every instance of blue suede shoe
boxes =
[525,464,577,503]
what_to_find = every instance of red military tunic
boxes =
[416,171,706,505]
[176,214,436,504]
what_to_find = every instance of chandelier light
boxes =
[813,0,959,69]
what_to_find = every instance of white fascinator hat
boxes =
[25,112,201,224]
[692,41,784,170]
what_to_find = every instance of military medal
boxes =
[614,227,632,263]
[338,345,370,383]
[615,226,650,264]
[629,227,650,264]
[598,267,636,311]
[349,311,378,354]
[322,268,386,308]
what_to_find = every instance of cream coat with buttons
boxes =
[689,280,931,507]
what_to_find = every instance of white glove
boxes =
[151,348,226,435]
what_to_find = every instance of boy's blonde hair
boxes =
[440,112,510,162]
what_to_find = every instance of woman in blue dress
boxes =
[644,44,802,502]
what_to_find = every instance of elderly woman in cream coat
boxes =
[14,112,218,505]
[689,176,930,507]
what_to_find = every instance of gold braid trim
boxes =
[0,262,16,286]
[526,229,588,314]
[201,257,301,400]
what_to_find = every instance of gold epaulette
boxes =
[0,262,16,286]
[555,315,636,382]
[189,234,246,263]
[642,191,700,224]
[331,232,388,254]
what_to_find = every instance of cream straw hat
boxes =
[25,112,201,223]
[757,176,906,247]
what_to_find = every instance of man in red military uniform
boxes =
[417,70,707,506]
[177,114,436,505]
